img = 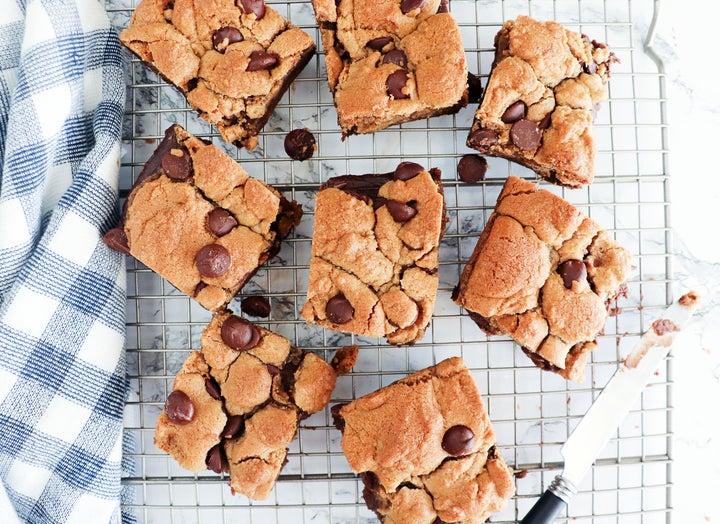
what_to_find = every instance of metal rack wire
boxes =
[108,0,673,521]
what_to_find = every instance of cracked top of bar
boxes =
[300,162,447,345]
[454,176,632,382]
[120,0,315,150]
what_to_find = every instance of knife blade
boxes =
[520,291,700,523]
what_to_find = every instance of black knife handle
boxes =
[520,475,577,524]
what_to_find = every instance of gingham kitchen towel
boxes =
[0,0,132,522]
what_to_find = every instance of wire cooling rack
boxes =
[108,0,673,522]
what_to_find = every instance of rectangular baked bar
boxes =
[310,0,468,135]
[103,124,301,311]
[300,162,447,345]
[332,357,515,523]
[120,0,315,150]
[453,176,631,382]
[466,16,616,188]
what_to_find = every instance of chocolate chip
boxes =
[386,69,410,99]
[584,61,598,75]
[558,259,587,289]
[467,128,498,148]
[367,36,392,50]
[204,377,222,400]
[457,154,488,183]
[400,0,426,15]
[501,100,527,124]
[467,72,482,104]
[510,119,541,151]
[330,403,347,431]
[195,243,231,278]
[326,294,354,324]
[161,147,192,180]
[382,49,407,67]
[103,227,130,255]
[212,26,244,52]
[221,314,261,351]
[393,161,424,181]
[241,295,271,318]
[205,443,227,473]
[221,415,244,439]
[385,200,417,222]
[240,0,265,19]
[442,425,475,456]
[538,112,552,130]
[247,50,279,72]
[207,208,238,237]
[284,128,316,161]
[165,390,194,424]
[193,281,207,296]
[436,0,449,13]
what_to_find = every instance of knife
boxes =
[520,291,700,523]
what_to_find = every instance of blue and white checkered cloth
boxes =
[0,0,132,522]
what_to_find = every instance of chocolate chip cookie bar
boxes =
[332,357,515,523]
[300,162,447,345]
[453,176,632,382]
[310,0,468,135]
[466,16,616,188]
[103,125,301,311]
[120,0,315,150]
[154,311,354,500]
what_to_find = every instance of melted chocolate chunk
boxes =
[205,443,228,473]
[386,69,410,99]
[538,112,552,130]
[165,390,194,424]
[240,0,265,19]
[557,259,587,289]
[510,119,541,151]
[247,50,279,71]
[221,415,245,439]
[501,100,527,124]
[207,208,238,236]
[385,200,417,222]
[382,49,407,67]
[161,147,193,180]
[326,294,354,324]
[467,127,498,148]
[195,243,231,278]
[204,377,222,400]
[221,315,261,351]
[400,0,426,15]
[212,26,244,52]
[467,72,482,104]
[367,36,392,50]
[103,227,130,255]
[442,425,475,456]
[394,161,424,181]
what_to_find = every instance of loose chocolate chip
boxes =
[558,259,587,289]
[584,61,598,75]
[510,119,541,151]
[195,243,231,278]
[442,425,475,456]
[501,100,527,124]
[366,36,392,50]
[247,50,279,72]
[386,69,410,99]
[240,0,265,19]
[205,443,227,473]
[165,390,194,424]
[103,227,130,255]
[457,154,488,183]
[467,128,498,148]
[161,147,192,180]
[204,377,222,400]
[207,208,238,236]
[326,294,354,324]
[467,72,482,104]
[382,49,407,67]
[385,200,417,222]
[400,0,426,15]
[212,26,244,52]
[393,161,424,181]
[284,128,316,161]
[221,314,261,351]
[241,295,271,318]
[538,112,552,130]
[221,415,245,439]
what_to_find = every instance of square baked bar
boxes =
[466,16,616,188]
[310,0,468,135]
[154,311,354,499]
[453,176,631,382]
[332,357,515,523]
[103,124,301,311]
[301,162,447,345]
[120,0,315,150]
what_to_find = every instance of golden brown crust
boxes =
[120,0,315,149]
[335,357,515,523]
[310,0,468,135]
[466,16,615,187]
[454,176,632,382]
